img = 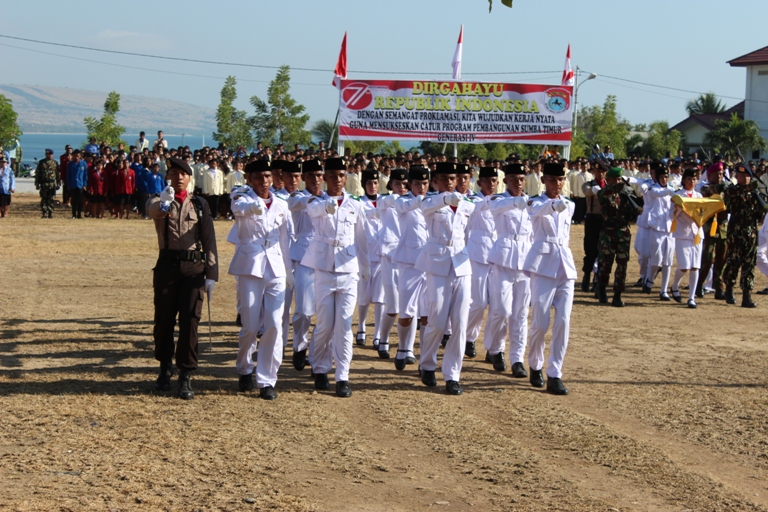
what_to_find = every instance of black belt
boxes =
[159,249,205,263]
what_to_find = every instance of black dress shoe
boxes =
[259,385,278,400]
[378,344,391,359]
[178,371,194,400]
[490,352,507,372]
[395,357,406,371]
[405,355,417,365]
[441,334,450,348]
[235,313,242,327]
[445,380,463,395]
[659,292,671,301]
[529,369,544,388]
[632,278,644,288]
[757,287,768,295]
[421,370,437,387]
[671,290,682,303]
[546,377,569,395]
[335,381,352,397]
[511,362,527,378]
[292,349,307,371]
[715,289,726,300]
[485,351,492,363]
[465,341,477,358]
[687,299,697,309]
[355,332,366,346]
[238,371,255,392]
[314,373,330,390]
[641,282,652,294]
[155,362,174,391]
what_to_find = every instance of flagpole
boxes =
[451,25,463,160]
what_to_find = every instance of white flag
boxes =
[451,25,463,80]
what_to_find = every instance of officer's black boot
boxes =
[598,285,608,304]
[580,272,591,292]
[611,291,625,307]
[155,361,174,391]
[178,371,194,400]
[724,286,736,305]
[742,289,757,308]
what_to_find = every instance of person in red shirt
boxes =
[88,159,107,218]
[105,156,119,218]
[59,146,73,206]
[114,159,136,219]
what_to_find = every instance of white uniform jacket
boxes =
[523,195,577,279]
[360,195,382,263]
[414,192,475,277]
[228,187,291,278]
[300,191,370,275]
[392,192,427,266]
[377,194,401,259]
[672,189,704,241]
[646,183,676,233]
[487,191,533,270]
[288,189,328,262]
[465,191,496,265]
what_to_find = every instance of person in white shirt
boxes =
[523,162,575,395]
[484,163,532,377]
[464,167,498,360]
[671,169,703,308]
[416,162,475,395]
[301,158,370,397]
[153,130,168,151]
[229,160,293,400]
[134,131,150,152]
[524,161,544,197]
[642,164,676,299]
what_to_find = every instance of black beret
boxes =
[270,160,286,171]
[167,156,193,175]
[682,168,697,179]
[434,162,459,175]
[542,162,565,177]
[389,168,408,182]
[324,157,346,171]
[408,165,430,181]
[283,161,302,173]
[503,163,526,176]
[302,159,324,173]
[455,163,471,175]
[244,159,272,173]
[478,166,497,178]
[361,170,378,187]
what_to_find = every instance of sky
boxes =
[1,0,766,134]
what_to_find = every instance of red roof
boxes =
[670,101,744,133]
[728,45,768,67]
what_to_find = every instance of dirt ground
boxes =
[1,194,768,512]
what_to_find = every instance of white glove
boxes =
[285,271,295,290]
[204,279,215,299]
[326,200,338,214]
[249,201,263,215]
[160,185,175,203]
[552,199,568,213]
[360,266,371,283]
[591,185,601,195]
[512,196,528,209]
[443,192,461,207]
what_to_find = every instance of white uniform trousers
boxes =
[381,255,400,315]
[420,272,471,382]
[758,247,768,279]
[528,274,574,379]
[398,264,426,319]
[467,260,491,343]
[634,226,650,278]
[291,262,315,352]
[235,269,286,388]
[484,265,530,363]
[309,269,358,382]
[649,230,675,267]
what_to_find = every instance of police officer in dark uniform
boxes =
[146,157,219,399]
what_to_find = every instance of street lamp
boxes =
[572,67,597,134]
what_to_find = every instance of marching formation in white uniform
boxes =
[227,158,576,399]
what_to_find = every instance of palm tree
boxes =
[311,119,336,146]
[686,93,726,115]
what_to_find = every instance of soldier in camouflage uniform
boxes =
[35,149,60,218]
[596,167,641,307]
[720,163,768,307]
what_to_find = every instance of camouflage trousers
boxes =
[722,231,757,291]
[698,235,727,292]
[39,187,56,215]
[597,227,631,293]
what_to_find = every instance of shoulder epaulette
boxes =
[274,195,287,201]
[351,195,361,201]
[290,191,302,198]
[426,191,438,196]
[530,194,540,199]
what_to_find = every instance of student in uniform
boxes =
[484,163,532,376]
[229,160,293,400]
[643,164,676,300]
[416,162,475,395]
[671,168,703,308]
[524,162,575,395]
[300,157,370,397]
[464,167,498,359]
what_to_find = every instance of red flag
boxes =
[561,44,574,86]
[451,25,463,80]
[332,32,347,88]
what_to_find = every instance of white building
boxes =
[729,46,768,159]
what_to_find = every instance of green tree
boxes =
[686,93,726,115]
[213,76,254,150]
[0,94,22,151]
[488,0,513,12]
[311,119,336,146]
[704,113,767,159]
[571,95,631,159]
[83,91,125,147]
[250,65,311,147]
[640,121,681,159]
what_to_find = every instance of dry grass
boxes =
[1,194,768,511]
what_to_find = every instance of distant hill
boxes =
[0,84,216,136]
